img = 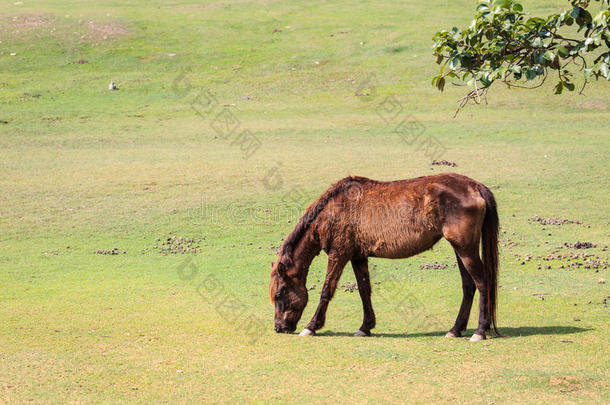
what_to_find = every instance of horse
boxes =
[269,173,500,341]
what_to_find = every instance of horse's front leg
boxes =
[299,253,348,336]
[351,257,376,337]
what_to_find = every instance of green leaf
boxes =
[496,0,511,10]
[448,56,461,69]
[497,66,507,79]
[480,76,492,87]
[437,77,446,91]
[564,82,575,91]
[525,68,537,81]
[532,37,543,48]
[532,51,545,65]
[580,9,592,25]
[554,82,563,94]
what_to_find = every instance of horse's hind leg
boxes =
[446,252,476,338]
[300,252,349,336]
[351,257,375,337]
[453,247,490,341]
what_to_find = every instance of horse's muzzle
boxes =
[274,324,296,333]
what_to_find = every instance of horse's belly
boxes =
[359,223,442,259]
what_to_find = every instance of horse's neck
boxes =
[292,231,321,278]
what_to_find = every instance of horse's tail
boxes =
[478,184,500,336]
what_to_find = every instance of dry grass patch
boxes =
[0,13,129,44]
[0,13,53,33]
[81,19,129,41]
[577,98,608,111]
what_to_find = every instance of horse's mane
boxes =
[278,176,374,267]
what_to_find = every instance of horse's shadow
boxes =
[317,326,591,338]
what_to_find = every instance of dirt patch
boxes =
[169,4,213,10]
[341,281,358,292]
[95,248,125,255]
[563,259,608,270]
[563,241,596,249]
[521,248,608,270]
[21,92,41,101]
[583,259,608,269]
[431,160,457,167]
[529,216,582,225]
[267,245,281,254]
[549,375,583,393]
[541,251,591,261]
[419,262,448,270]
[153,233,202,255]
[500,237,519,248]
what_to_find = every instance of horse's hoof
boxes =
[353,329,370,337]
[469,333,486,341]
[445,331,461,338]
[299,328,315,336]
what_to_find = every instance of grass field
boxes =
[1,0,609,403]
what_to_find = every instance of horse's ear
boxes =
[270,261,274,269]
[277,262,286,277]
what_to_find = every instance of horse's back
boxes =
[320,173,487,258]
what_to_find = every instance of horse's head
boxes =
[269,259,308,333]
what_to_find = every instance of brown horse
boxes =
[269,173,499,341]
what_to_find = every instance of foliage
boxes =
[432,0,610,115]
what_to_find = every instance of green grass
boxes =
[1,0,609,403]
